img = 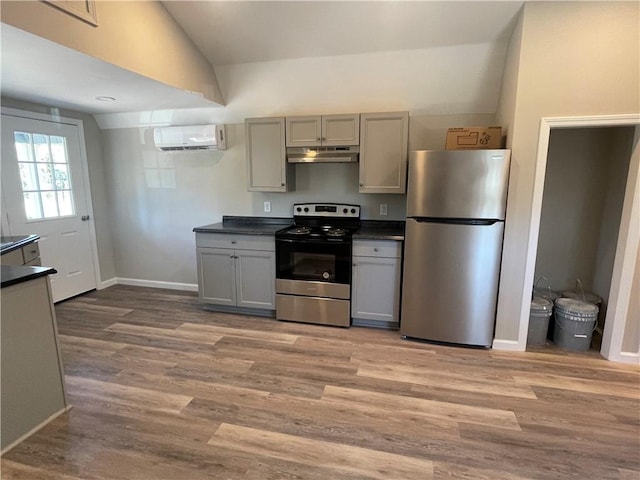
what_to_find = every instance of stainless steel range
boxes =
[275,203,361,327]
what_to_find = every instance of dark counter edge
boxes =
[1,265,57,289]
[0,234,40,255]
[193,217,404,240]
[354,220,405,240]
[193,216,293,234]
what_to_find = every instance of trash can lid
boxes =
[561,290,602,305]
[531,296,553,313]
[555,297,599,316]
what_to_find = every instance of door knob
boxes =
[81,215,90,221]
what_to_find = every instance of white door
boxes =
[1,113,97,302]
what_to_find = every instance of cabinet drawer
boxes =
[196,233,274,251]
[22,242,40,264]
[353,240,402,258]
[1,248,24,266]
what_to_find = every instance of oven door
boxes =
[276,238,351,285]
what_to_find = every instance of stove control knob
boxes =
[304,207,309,212]
[322,272,330,280]
[343,208,348,214]
[351,208,356,214]
[296,207,302,212]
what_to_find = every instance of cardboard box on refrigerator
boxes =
[445,126,502,150]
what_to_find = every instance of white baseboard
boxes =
[604,351,640,365]
[492,339,526,351]
[115,277,198,292]
[1,405,72,456]
[98,277,118,289]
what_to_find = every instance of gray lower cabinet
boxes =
[196,233,275,312]
[1,274,67,452]
[351,240,402,329]
[1,241,41,266]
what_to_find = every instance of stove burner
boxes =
[289,226,312,235]
[326,228,348,237]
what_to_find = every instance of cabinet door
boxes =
[352,256,401,324]
[197,247,236,306]
[246,117,288,192]
[235,250,275,310]
[359,112,409,194]
[322,114,360,146]
[285,116,321,147]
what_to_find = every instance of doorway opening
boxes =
[522,114,640,364]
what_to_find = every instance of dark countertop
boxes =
[1,265,57,289]
[1,234,39,255]
[194,216,405,240]
[354,221,405,241]
[193,216,293,235]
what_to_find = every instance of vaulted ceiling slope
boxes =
[1,1,524,122]
[162,1,524,66]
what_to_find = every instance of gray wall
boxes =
[494,1,639,343]
[534,127,633,316]
[101,113,495,285]
[1,97,116,282]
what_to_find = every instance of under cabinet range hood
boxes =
[286,146,359,163]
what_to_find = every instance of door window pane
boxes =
[37,163,54,190]
[53,164,70,189]
[57,191,74,216]
[14,131,76,220]
[18,163,38,190]
[41,191,58,218]
[23,192,42,220]
[50,136,67,163]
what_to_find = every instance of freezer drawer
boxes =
[400,218,504,347]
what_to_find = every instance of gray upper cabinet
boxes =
[245,117,293,192]
[286,114,360,147]
[359,112,409,194]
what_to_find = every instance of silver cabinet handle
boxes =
[81,215,90,221]
[281,182,285,186]
[231,241,237,244]
[374,248,380,252]
[230,255,234,259]
[359,183,364,187]
[353,263,357,267]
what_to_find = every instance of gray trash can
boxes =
[553,298,599,351]
[528,296,553,346]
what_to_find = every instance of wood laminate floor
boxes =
[2,285,639,479]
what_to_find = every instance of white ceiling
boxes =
[0,1,524,117]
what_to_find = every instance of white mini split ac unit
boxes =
[153,124,227,151]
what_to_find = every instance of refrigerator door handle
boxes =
[412,217,501,226]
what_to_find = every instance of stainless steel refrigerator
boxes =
[400,149,511,347]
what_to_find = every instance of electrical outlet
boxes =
[379,204,388,216]
[263,201,271,213]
